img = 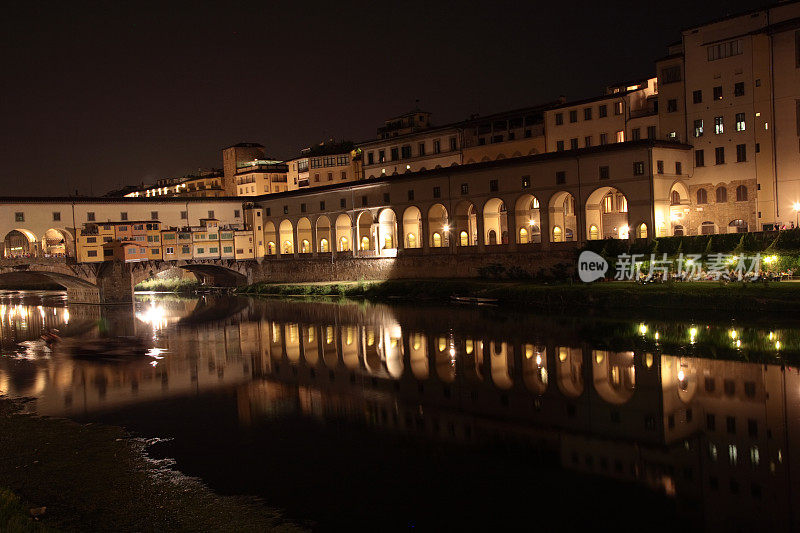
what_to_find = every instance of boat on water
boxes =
[450,296,499,306]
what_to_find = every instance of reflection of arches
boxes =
[515,194,541,243]
[483,198,508,245]
[357,211,373,251]
[490,341,513,389]
[3,229,37,258]
[341,326,359,369]
[264,222,277,255]
[548,192,576,242]
[428,204,448,247]
[454,201,477,246]
[435,336,455,383]
[335,214,351,251]
[377,208,397,252]
[316,216,331,252]
[592,350,635,405]
[384,326,404,379]
[403,206,421,248]
[297,218,312,253]
[322,325,338,368]
[409,333,429,379]
[556,346,583,397]
[585,186,629,240]
[279,220,294,254]
[522,344,548,394]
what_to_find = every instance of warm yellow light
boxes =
[639,324,648,335]
[529,219,536,226]
[736,339,741,348]
[793,202,800,212]
[775,340,781,350]
[769,332,774,341]
[535,354,542,366]
[677,369,685,381]
[729,329,737,339]
[443,224,450,232]
[654,332,660,340]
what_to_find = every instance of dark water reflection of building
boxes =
[0,293,798,532]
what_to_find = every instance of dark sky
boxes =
[1,0,765,196]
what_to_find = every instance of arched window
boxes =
[487,229,497,245]
[319,238,329,253]
[638,223,648,239]
[589,225,599,240]
[301,239,310,253]
[736,185,748,201]
[460,231,469,246]
[697,188,708,204]
[553,226,563,242]
[701,221,715,235]
[432,232,442,247]
[283,240,293,254]
[383,234,393,249]
[602,194,613,214]
[670,190,681,205]
[267,241,276,255]
[360,236,370,250]
[518,227,529,243]
[339,236,349,251]
[531,198,539,209]
[716,187,727,203]
[406,233,416,248]
[729,219,748,233]
[673,225,684,236]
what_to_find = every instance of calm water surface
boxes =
[0,289,798,532]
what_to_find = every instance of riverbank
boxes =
[0,397,303,532]
[238,278,800,315]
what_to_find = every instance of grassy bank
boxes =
[0,487,52,532]
[134,278,200,293]
[238,278,800,314]
[0,398,302,532]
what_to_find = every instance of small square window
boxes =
[361,195,368,207]
[300,203,307,213]
[151,211,158,220]
[633,161,645,175]
[599,166,610,180]
[283,205,288,214]
[52,212,61,221]
[340,198,346,209]
[408,189,415,201]
[433,186,441,198]
[489,179,499,192]
[319,201,326,210]
[521,175,530,189]
[460,183,469,195]
[656,160,664,174]
[383,192,390,204]
[555,171,566,185]
[87,212,96,222]
[180,210,188,219]
[14,212,24,222]
[692,90,702,104]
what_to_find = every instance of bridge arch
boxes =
[42,228,75,257]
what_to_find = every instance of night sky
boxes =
[1,0,765,197]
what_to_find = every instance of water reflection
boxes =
[0,292,798,531]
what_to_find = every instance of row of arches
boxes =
[262,187,645,254]
[3,229,74,258]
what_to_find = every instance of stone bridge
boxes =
[0,258,253,304]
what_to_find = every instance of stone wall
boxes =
[248,247,578,283]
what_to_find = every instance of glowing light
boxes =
[685,259,694,266]
[535,354,542,366]
[449,347,455,357]
[736,339,741,348]
[769,332,774,341]
[689,327,697,343]
[794,202,800,212]
[406,164,411,170]
[729,329,737,339]
[775,340,781,350]
[764,255,778,265]
[442,224,450,232]
[639,323,648,335]
[678,369,686,381]
[654,332,660,340]
[529,219,536,226]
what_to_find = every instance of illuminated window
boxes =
[319,238,329,253]
[603,194,613,214]
[615,130,625,143]
[432,232,442,247]
[552,226,563,242]
[518,227,528,243]
[638,223,648,239]
[589,225,599,240]
[714,116,724,134]
[460,231,469,246]
[735,113,746,132]
[360,236,370,250]
[406,233,416,248]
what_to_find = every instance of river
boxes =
[0,289,798,532]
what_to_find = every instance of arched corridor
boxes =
[483,198,508,245]
[427,204,449,248]
[316,216,331,253]
[279,220,294,255]
[357,211,373,251]
[548,192,576,242]
[264,222,277,255]
[402,206,422,248]
[377,209,398,254]
[585,187,629,240]
[335,214,351,251]
[42,228,73,257]
[514,194,541,244]
[297,218,312,253]
[454,201,477,246]
[3,229,38,258]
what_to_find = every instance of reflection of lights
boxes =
[654,332,660,340]
[595,353,604,364]
[535,354,542,366]
[63,309,70,324]
[449,347,455,357]
[689,327,697,343]
[645,353,654,368]
[678,369,685,382]
[769,332,774,341]
[775,340,781,350]
[729,329,737,340]
[136,303,167,330]
[639,323,647,335]
[443,224,450,232]
[736,339,741,348]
